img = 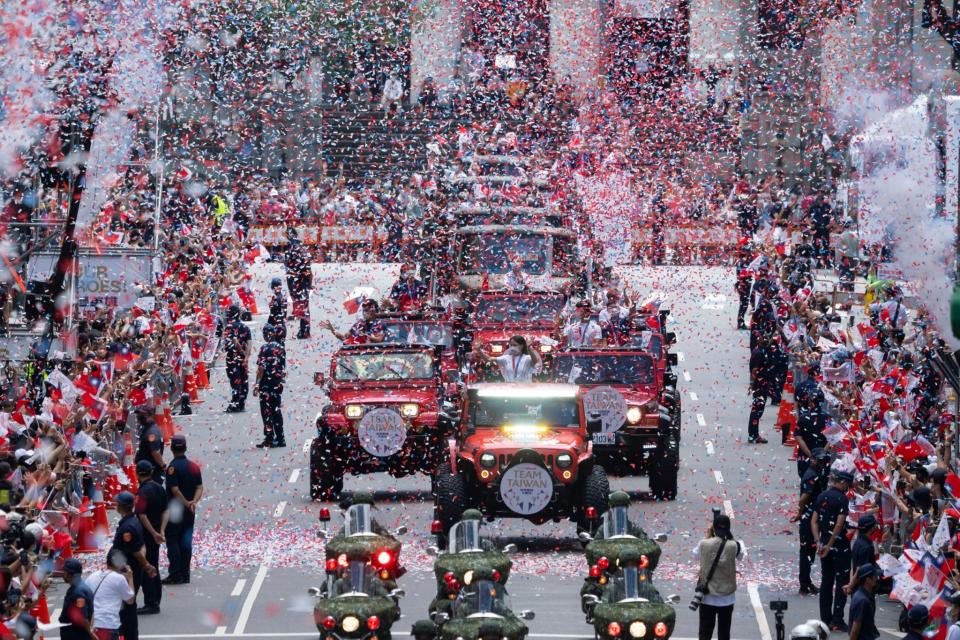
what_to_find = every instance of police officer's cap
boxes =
[856,514,877,531]
[608,491,630,508]
[461,509,483,521]
[907,604,929,625]
[227,304,241,318]
[116,491,135,507]
[63,558,83,575]
[136,460,154,476]
[270,277,283,288]
[263,323,281,341]
[171,434,187,449]
[856,563,878,580]
[908,486,932,510]
[833,470,854,483]
[617,548,641,567]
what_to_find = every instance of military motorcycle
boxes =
[319,494,407,589]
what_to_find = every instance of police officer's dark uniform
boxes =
[901,604,930,640]
[747,336,774,443]
[114,491,149,640]
[847,564,880,640]
[850,514,877,569]
[735,250,752,330]
[794,367,826,478]
[255,324,286,448]
[135,460,168,614]
[164,435,203,584]
[267,277,287,341]
[135,412,165,485]
[797,451,829,595]
[284,230,312,339]
[224,304,251,413]
[59,558,95,640]
[813,471,852,629]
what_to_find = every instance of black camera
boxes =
[770,600,788,613]
[689,589,705,611]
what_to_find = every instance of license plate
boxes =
[592,433,616,445]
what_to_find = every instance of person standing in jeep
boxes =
[693,514,745,640]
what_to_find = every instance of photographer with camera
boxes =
[692,513,745,640]
[84,548,136,640]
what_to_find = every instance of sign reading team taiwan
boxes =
[357,408,408,457]
[500,463,553,515]
[583,386,628,433]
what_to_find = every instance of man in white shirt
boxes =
[85,548,136,640]
[598,291,630,325]
[564,301,603,348]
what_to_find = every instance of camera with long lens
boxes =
[689,588,706,611]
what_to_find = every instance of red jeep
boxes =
[433,383,609,538]
[547,350,679,499]
[467,291,565,380]
[309,343,458,500]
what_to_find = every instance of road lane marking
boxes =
[689,391,698,401]
[683,370,692,382]
[302,441,311,453]
[724,499,735,519]
[676,351,684,362]
[274,502,287,518]
[230,579,246,597]
[713,470,724,485]
[288,469,300,484]
[748,582,774,640]
[215,627,227,636]
[696,413,706,427]
[704,440,714,455]
[234,554,272,635]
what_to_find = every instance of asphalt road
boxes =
[48,263,906,639]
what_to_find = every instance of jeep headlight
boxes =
[400,403,420,418]
[626,406,643,424]
[538,343,552,353]
[341,616,360,633]
[629,621,647,638]
[556,453,573,469]
[344,404,364,419]
[490,344,504,354]
[479,453,497,468]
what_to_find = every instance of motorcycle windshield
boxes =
[454,581,511,618]
[449,520,482,553]
[345,504,373,537]
[332,561,371,597]
[607,567,641,603]
[602,506,631,538]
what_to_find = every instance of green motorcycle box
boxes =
[314,594,399,639]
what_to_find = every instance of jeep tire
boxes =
[309,439,344,501]
[649,434,679,501]
[575,465,610,538]
[434,462,467,546]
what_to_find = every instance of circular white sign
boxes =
[500,463,553,515]
[583,386,628,433]
[357,408,407,457]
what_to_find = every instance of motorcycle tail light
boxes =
[608,621,622,637]
[589,565,601,578]
[597,556,610,570]
[431,520,443,535]
[321,616,336,630]
[493,570,501,581]
[585,506,598,520]
[376,550,393,566]
[639,555,650,569]
[444,571,456,584]
[325,559,337,572]
[380,569,389,580]
[450,579,460,591]
[654,622,668,637]
[367,615,380,631]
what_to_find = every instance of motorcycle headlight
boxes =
[556,453,573,469]
[400,403,420,418]
[344,404,364,419]
[630,621,647,638]
[479,453,497,468]
[341,615,360,633]
[626,406,643,424]
[490,344,504,354]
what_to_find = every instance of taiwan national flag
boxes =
[74,372,104,396]
[343,287,374,314]
[80,393,108,421]
[112,344,138,371]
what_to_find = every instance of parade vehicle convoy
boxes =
[432,383,610,539]
[376,311,465,393]
[547,350,679,498]
[577,491,667,612]
[318,499,408,587]
[309,342,459,500]
[582,548,678,640]
[411,566,534,640]
[424,509,515,615]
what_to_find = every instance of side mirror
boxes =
[519,610,535,621]
[307,587,321,597]
[426,545,440,556]
[502,543,518,555]
[578,531,594,544]
[442,370,460,384]
[666,594,681,605]
[666,331,677,345]
[432,612,450,625]
[581,594,599,609]
[667,353,678,366]
[313,372,326,386]
[653,533,668,543]
[389,588,406,600]
[317,529,328,540]
[394,526,408,536]
[664,371,677,387]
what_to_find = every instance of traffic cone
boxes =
[186,371,202,404]
[74,499,99,554]
[31,593,50,624]
[93,499,109,533]
[122,432,139,493]
[778,372,797,446]
[156,395,174,444]
[196,360,211,389]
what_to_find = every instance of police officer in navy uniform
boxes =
[164,435,204,585]
[135,460,168,615]
[901,604,930,640]
[811,470,853,632]
[267,277,287,341]
[114,490,158,640]
[284,228,312,339]
[794,447,830,595]
[734,244,753,330]
[224,304,252,413]
[847,563,880,640]
[747,334,774,444]
[254,323,286,448]
[794,363,826,478]
[134,410,165,485]
[59,558,95,640]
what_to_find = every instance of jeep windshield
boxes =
[381,321,453,348]
[459,233,547,275]
[551,354,655,386]
[621,331,663,359]
[469,394,580,429]
[474,295,564,325]
[334,351,434,382]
